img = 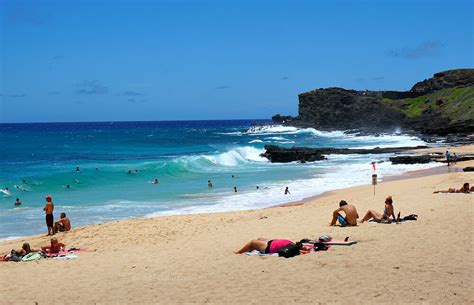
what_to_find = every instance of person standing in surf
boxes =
[43,195,55,236]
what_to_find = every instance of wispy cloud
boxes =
[0,93,27,98]
[387,41,443,59]
[281,76,289,80]
[372,76,385,81]
[48,91,61,95]
[127,98,147,104]
[215,85,231,90]
[76,80,108,95]
[121,91,144,96]
[6,7,52,27]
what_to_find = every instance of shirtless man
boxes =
[330,200,359,226]
[43,195,55,236]
[53,212,71,234]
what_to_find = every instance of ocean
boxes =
[0,120,438,240]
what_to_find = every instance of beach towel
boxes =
[21,252,42,262]
[44,248,85,258]
[52,253,79,260]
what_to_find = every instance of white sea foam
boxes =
[0,235,24,242]
[248,139,263,143]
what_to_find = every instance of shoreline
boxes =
[2,145,471,244]
[1,146,473,304]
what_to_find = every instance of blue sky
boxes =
[0,0,472,123]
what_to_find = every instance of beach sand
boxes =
[0,152,473,304]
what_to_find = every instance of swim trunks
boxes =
[337,213,349,226]
[46,214,54,227]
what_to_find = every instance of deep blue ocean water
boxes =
[0,120,436,240]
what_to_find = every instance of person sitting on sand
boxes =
[360,196,397,223]
[235,237,310,254]
[1,243,40,261]
[41,238,65,255]
[433,182,471,194]
[330,200,359,226]
[53,212,72,234]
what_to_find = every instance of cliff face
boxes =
[283,69,474,135]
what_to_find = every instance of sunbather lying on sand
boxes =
[41,238,65,255]
[1,243,40,261]
[235,238,310,254]
[360,196,397,223]
[330,200,359,226]
[433,182,471,194]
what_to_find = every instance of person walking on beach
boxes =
[14,198,21,206]
[43,195,55,236]
[445,150,451,166]
[284,187,290,195]
[330,200,359,226]
[454,152,458,164]
[208,180,213,189]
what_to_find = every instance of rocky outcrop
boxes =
[275,69,474,135]
[410,69,474,93]
[261,145,427,163]
[389,155,432,164]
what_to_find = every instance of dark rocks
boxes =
[463,167,474,172]
[274,69,474,136]
[410,69,474,93]
[261,145,427,163]
[389,155,433,164]
[296,87,405,132]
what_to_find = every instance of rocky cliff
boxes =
[274,69,474,135]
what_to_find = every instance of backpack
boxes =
[278,243,301,258]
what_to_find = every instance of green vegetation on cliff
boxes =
[382,86,474,124]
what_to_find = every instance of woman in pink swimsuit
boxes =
[235,238,297,254]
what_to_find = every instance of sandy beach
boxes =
[0,148,473,304]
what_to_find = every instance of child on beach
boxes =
[360,196,397,223]
[43,195,55,236]
[53,212,72,234]
[330,200,359,226]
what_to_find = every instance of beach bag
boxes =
[402,214,418,221]
[278,243,301,258]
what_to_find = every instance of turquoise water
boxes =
[0,120,435,240]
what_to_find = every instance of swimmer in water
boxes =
[14,198,21,206]
[152,179,160,184]
[22,179,29,185]
[66,185,71,189]
[14,185,30,192]
[1,188,11,196]
[74,179,81,184]
[256,186,259,190]
[208,180,213,188]
[234,186,237,193]
[284,186,291,195]
[76,166,80,172]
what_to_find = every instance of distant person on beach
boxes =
[234,186,237,193]
[128,170,132,174]
[208,180,213,188]
[66,184,71,189]
[360,196,397,223]
[453,152,458,163]
[433,182,471,194]
[53,212,71,234]
[14,198,21,206]
[445,151,451,166]
[235,237,309,255]
[256,186,259,190]
[232,175,235,179]
[2,243,40,262]
[41,238,65,255]
[284,187,290,195]
[330,200,359,226]
[43,195,55,236]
